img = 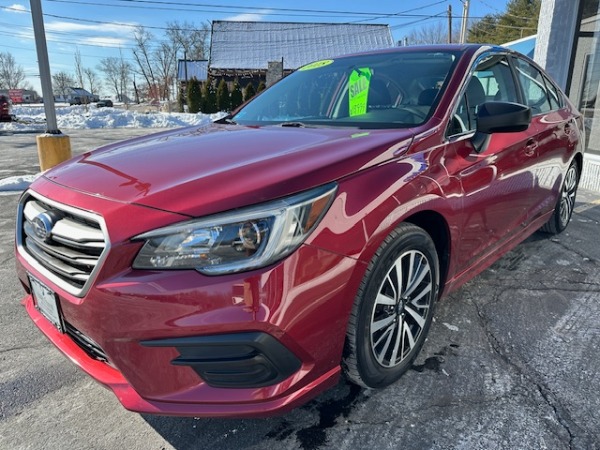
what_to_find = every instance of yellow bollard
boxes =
[36,133,72,171]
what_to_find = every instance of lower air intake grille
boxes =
[65,321,110,364]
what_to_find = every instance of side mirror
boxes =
[472,101,532,153]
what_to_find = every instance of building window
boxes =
[569,0,600,155]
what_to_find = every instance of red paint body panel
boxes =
[46,125,414,217]
[15,45,584,417]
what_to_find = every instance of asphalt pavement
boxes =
[1,128,599,450]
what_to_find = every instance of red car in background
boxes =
[0,95,12,122]
[16,44,583,417]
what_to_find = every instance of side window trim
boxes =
[511,55,558,115]
[507,56,527,106]
[542,73,564,110]
[445,52,491,140]
[446,51,518,140]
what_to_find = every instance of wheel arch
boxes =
[403,210,451,294]
[573,152,584,182]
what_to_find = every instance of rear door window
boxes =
[513,58,553,114]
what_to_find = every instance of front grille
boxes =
[65,321,110,364]
[18,191,108,297]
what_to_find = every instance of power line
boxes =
[1,2,452,32]
[390,13,447,30]
[475,0,536,22]
[1,2,523,56]
[2,0,530,88]
[0,2,502,37]
[0,4,451,66]
[45,0,446,18]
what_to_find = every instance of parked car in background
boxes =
[0,95,12,122]
[96,99,113,108]
[16,44,583,418]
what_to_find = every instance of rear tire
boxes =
[541,161,579,234]
[344,223,439,388]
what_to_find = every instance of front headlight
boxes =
[133,183,337,275]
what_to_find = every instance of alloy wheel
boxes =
[370,250,433,368]
[559,164,578,227]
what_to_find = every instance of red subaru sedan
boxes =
[16,45,583,417]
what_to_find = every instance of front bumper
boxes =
[23,295,340,417]
[16,179,366,417]
[18,238,358,417]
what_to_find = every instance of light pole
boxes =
[30,0,71,170]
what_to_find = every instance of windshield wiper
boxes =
[279,122,307,128]
[214,116,237,125]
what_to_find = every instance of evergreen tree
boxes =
[468,0,540,45]
[257,80,266,93]
[186,77,202,114]
[201,79,218,113]
[496,0,540,42]
[244,82,256,101]
[468,14,500,44]
[177,88,185,113]
[216,78,230,112]
[230,79,244,110]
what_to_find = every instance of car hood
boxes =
[43,124,414,217]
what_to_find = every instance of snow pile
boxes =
[1,104,225,132]
[0,174,39,195]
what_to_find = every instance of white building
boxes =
[535,0,600,191]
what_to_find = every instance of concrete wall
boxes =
[536,0,600,192]
[534,0,580,90]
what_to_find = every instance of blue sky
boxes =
[0,0,509,94]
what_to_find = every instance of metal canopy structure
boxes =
[209,21,394,72]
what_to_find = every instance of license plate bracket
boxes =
[29,274,64,333]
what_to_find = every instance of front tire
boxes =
[541,161,579,234]
[344,223,439,388]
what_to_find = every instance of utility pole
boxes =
[460,0,470,44]
[30,0,71,170]
[184,50,188,86]
[448,5,453,44]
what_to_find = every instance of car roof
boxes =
[327,43,516,63]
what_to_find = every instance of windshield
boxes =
[233,50,459,129]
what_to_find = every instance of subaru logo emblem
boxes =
[32,212,57,243]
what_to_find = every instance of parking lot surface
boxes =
[1,129,599,449]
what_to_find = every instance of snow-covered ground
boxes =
[0,104,226,192]
[0,103,224,132]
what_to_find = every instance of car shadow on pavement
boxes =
[141,380,364,450]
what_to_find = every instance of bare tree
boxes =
[74,49,85,89]
[0,51,27,89]
[166,20,210,60]
[405,21,461,45]
[52,71,74,98]
[132,26,159,100]
[98,56,130,101]
[84,67,102,96]
[130,22,209,103]
[98,57,121,99]
[118,50,131,103]
[154,41,177,102]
